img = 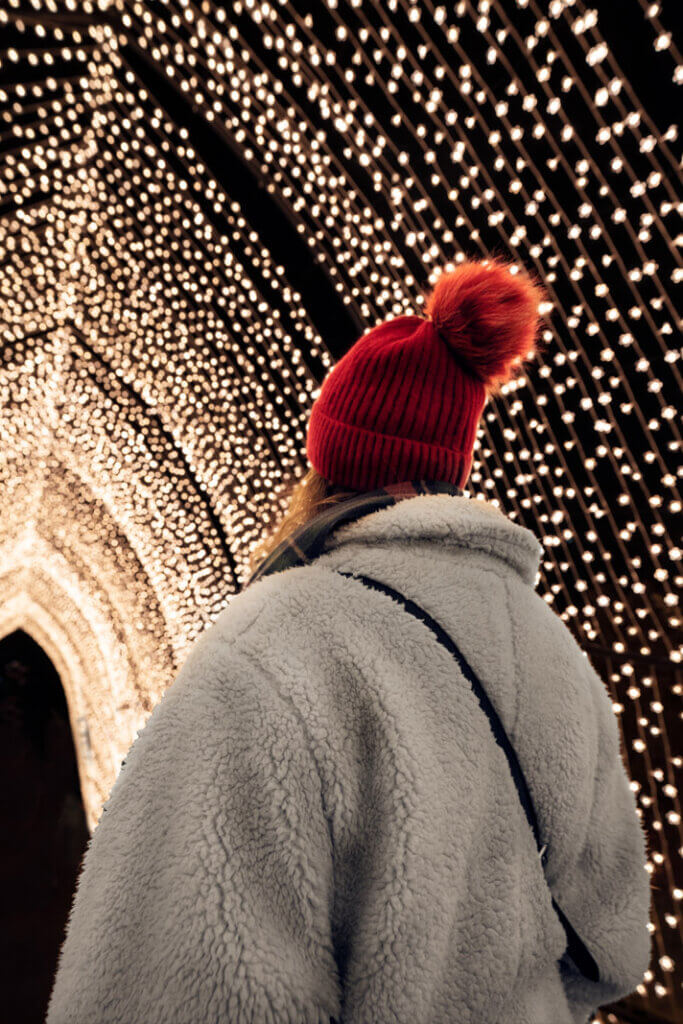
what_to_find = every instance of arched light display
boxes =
[0,1,680,1020]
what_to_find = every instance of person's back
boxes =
[305,490,651,1022]
[47,259,652,1023]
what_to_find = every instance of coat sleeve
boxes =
[510,583,653,1018]
[557,644,653,1016]
[46,626,342,1024]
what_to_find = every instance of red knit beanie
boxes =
[306,256,545,491]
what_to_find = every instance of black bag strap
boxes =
[335,569,600,983]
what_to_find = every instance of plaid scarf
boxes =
[245,479,466,590]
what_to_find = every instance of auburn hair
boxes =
[245,467,359,580]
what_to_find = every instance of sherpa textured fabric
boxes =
[46,493,653,1024]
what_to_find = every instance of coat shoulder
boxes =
[212,564,358,650]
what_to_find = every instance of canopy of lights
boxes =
[0,0,680,1019]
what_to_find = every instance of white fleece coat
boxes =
[47,493,652,1024]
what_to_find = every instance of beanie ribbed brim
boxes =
[306,404,473,492]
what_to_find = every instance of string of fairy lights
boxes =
[0,0,681,1017]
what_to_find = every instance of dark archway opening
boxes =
[0,629,90,1024]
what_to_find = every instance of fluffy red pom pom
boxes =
[423,257,545,396]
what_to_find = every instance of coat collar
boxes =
[245,480,463,589]
[246,479,543,589]
[319,489,544,587]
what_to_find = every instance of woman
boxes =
[47,258,652,1023]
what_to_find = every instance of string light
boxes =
[0,1,680,1015]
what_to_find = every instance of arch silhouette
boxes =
[0,525,176,832]
[0,586,118,833]
[0,628,90,1024]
